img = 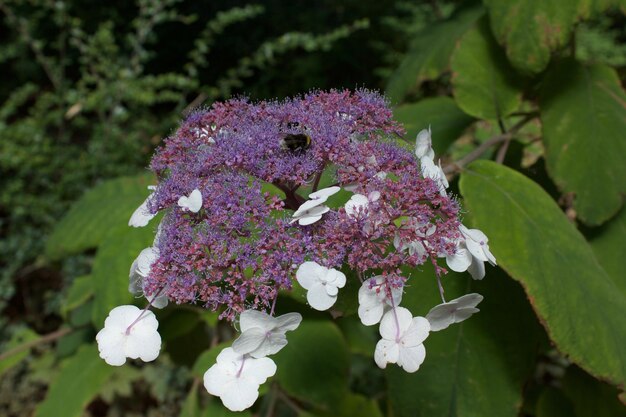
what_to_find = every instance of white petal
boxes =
[274,312,303,332]
[219,378,260,412]
[398,344,426,373]
[325,268,346,288]
[379,307,413,340]
[296,262,325,290]
[126,325,161,362]
[135,247,159,277]
[415,127,434,160]
[401,317,430,346]
[306,282,337,311]
[326,285,339,296]
[292,198,327,218]
[309,186,340,200]
[358,303,385,326]
[249,333,287,358]
[96,327,127,366]
[453,307,480,323]
[203,363,230,396]
[452,293,484,309]
[345,194,369,217]
[232,328,267,355]
[374,339,399,369]
[128,196,156,227]
[239,310,273,332]
[368,190,381,202]
[465,237,489,262]
[425,302,458,332]
[468,257,486,280]
[446,246,472,272]
[147,292,168,309]
[241,356,277,384]
[178,189,203,213]
[298,212,324,226]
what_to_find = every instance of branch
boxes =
[443,113,537,174]
[0,327,72,362]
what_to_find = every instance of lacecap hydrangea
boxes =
[95,89,496,412]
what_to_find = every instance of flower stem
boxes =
[125,287,164,335]
[236,354,247,378]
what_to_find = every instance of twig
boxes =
[276,389,304,414]
[495,138,511,164]
[0,327,72,362]
[443,113,536,174]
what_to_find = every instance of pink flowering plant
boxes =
[94,90,496,412]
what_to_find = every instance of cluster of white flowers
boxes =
[95,129,498,413]
[204,310,302,411]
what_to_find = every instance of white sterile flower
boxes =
[415,127,435,160]
[296,261,346,311]
[290,187,339,226]
[96,305,161,366]
[178,188,203,213]
[459,225,496,266]
[358,276,403,326]
[426,293,483,331]
[344,191,380,218]
[204,347,277,412]
[129,247,168,309]
[129,186,157,227]
[420,157,448,196]
[374,307,430,373]
[232,310,302,358]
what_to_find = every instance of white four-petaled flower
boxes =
[444,225,496,280]
[426,293,484,331]
[178,188,203,213]
[232,310,302,358]
[374,307,430,373]
[358,276,403,326]
[96,305,162,366]
[203,347,277,412]
[296,261,346,311]
[291,186,340,225]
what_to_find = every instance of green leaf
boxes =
[191,342,231,378]
[336,316,378,357]
[274,320,350,409]
[561,366,626,417]
[34,344,115,417]
[61,275,93,317]
[179,383,202,417]
[201,400,251,417]
[0,327,39,377]
[158,309,202,340]
[45,173,155,260]
[589,207,626,294]
[385,3,484,103]
[536,387,576,417]
[451,18,524,120]
[540,59,626,225]
[459,160,626,387]
[387,266,541,417]
[91,225,156,327]
[393,97,475,155]
[483,0,578,74]
[301,393,383,417]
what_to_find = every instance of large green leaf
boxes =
[301,393,383,417]
[34,344,115,417]
[61,275,93,317]
[274,320,350,409]
[385,3,483,104]
[483,0,578,75]
[46,173,154,260]
[540,60,626,225]
[387,266,541,417]
[91,225,156,327]
[459,160,626,387]
[589,207,626,294]
[451,19,524,120]
[393,97,474,155]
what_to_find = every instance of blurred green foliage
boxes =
[1,0,626,416]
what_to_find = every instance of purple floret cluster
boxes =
[142,89,462,320]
